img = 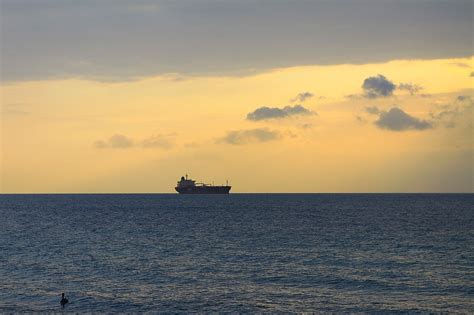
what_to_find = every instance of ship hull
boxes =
[175,186,231,194]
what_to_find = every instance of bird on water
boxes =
[60,293,69,307]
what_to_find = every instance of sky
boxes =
[1,0,473,193]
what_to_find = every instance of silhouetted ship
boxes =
[175,175,231,194]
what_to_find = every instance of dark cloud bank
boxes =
[247,105,313,121]
[1,0,472,82]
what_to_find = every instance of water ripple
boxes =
[0,194,473,312]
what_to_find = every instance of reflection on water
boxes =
[0,194,473,312]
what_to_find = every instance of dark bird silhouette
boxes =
[60,293,69,307]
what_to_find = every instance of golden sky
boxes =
[1,57,473,193]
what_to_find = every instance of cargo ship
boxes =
[175,175,231,194]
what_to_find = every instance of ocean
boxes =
[0,194,473,312]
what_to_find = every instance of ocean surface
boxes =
[0,194,473,313]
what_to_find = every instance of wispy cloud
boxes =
[290,92,314,103]
[218,128,281,145]
[356,116,367,124]
[2,103,31,116]
[94,134,134,149]
[398,83,423,95]
[141,135,173,149]
[247,105,314,121]
[3,109,30,116]
[427,96,474,128]
[450,62,471,68]
[95,134,174,149]
[300,123,313,129]
[456,95,471,102]
[365,106,381,115]
[430,107,458,119]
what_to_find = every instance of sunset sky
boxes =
[1,0,473,193]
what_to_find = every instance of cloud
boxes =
[429,107,460,128]
[184,142,200,148]
[3,109,30,115]
[457,95,472,102]
[360,75,422,98]
[2,103,31,116]
[93,140,107,148]
[398,83,422,95]
[218,128,281,145]
[471,72,474,77]
[126,3,161,13]
[365,106,381,115]
[300,123,313,129]
[95,134,134,149]
[362,74,396,98]
[450,62,470,68]
[247,105,314,121]
[431,109,459,120]
[429,97,473,128]
[375,107,432,131]
[430,105,468,128]
[444,121,456,128]
[345,94,361,100]
[95,133,174,149]
[2,1,471,82]
[141,134,173,149]
[356,116,367,124]
[290,92,314,102]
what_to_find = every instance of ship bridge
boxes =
[177,175,196,188]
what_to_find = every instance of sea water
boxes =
[0,194,473,312]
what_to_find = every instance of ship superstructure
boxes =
[175,175,231,194]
